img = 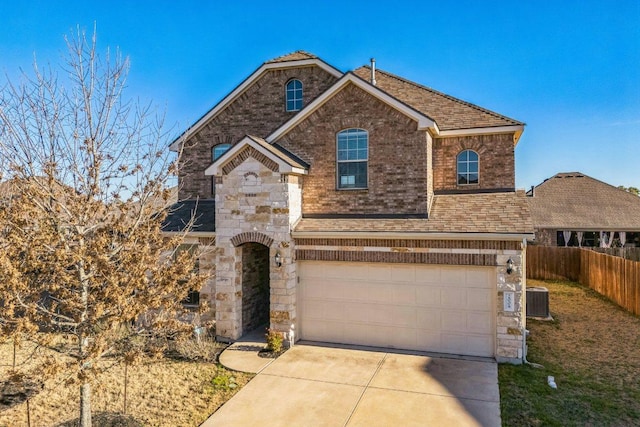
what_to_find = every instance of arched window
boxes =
[285,79,303,111]
[457,150,479,185]
[212,143,231,161]
[337,128,368,189]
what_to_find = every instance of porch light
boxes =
[506,258,514,274]
[274,252,282,268]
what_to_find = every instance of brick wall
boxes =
[179,66,339,199]
[432,133,515,192]
[276,83,429,216]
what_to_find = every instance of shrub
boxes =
[265,329,283,353]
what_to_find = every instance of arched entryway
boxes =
[241,242,270,333]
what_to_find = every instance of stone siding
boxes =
[533,228,557,246]
[179,66,338,200]
[213,156,300,339]
[276,83,429,216]
[432,133,515,192]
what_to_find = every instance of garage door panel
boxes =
[441,288,467,308]
[391,265,416,282]
[467,289,492,310]
[299,261,495,358]
[416,287,440,306]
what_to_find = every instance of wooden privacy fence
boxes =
[527,246,640,316]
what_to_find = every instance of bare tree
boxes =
[0,28,204,427]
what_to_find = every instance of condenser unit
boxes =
[526,286,550,318]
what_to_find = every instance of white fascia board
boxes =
[266,74,436,143]
[169,59,343,152]
[204,136,308,176]
[438,125,525,145]
[291,230,535,241]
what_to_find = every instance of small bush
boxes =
[265,329,283,353]
[211,372,237,391]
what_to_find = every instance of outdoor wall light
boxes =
[274,252,282,268]
[506,258,514,275]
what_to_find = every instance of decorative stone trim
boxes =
[296,249,496,266]
[230,231,275,248]
[221,146,279,175]
[294,238,520,250]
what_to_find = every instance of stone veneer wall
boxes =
[276,83,429,216]
[295,237,526,363]
[179,66,338,199]
[213,156,302,339]
[432,133,515,192]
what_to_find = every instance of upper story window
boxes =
[337,128,368,189]
[212,143,231,161]
[457,150,479,185]
[285,79,303,111]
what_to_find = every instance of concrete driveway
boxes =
[203,343,501,427]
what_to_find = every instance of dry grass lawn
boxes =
[0,341,252,427]
[499,279,640,426]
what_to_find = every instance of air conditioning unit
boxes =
[526,286,550,318]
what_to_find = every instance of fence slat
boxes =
[527,245,640,316]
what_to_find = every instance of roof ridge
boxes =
[356,65,523,126]
[266,50,318,63]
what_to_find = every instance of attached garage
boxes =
[298,261,495,357]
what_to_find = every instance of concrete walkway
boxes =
[218,327,275,374]
[206,342,501,427]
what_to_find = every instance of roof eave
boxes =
[437,125,525,144]
[169,58,343,152]
[266,73,436,143]
[291,230,534,241]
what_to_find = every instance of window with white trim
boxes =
[457,150,479,185]
[212,143,231,161]
[285,79,303,111]
[337,128,368,189]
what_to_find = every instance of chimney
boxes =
[370,58,376,86]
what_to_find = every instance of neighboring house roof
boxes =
[353,66,524,136]
[162,199,216,233]
[526,172,640,231]
[293,192,533,239]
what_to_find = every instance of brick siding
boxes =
[432,133,515,192]
[179,66,338,199]
[276,83,429,216]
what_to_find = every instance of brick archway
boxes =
[231,231,274,248]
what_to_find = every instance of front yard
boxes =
[0,339,252,427]
[499,279,640,426]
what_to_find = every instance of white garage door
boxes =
[298,261,495,357]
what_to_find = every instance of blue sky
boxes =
[1,0,639,189]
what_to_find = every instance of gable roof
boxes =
[353,66,524,139]
[169,52,343,151]
[293,191,533,239]
[205,135,309,176]
[267,72,437,143]
[266,50,318,63]
[526,172,640,231]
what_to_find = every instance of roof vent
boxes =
[370,58,376,86]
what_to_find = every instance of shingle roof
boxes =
[162,199,216,233]
[245,135,310,169]
[527,172,640,231]
[265,51,318,63]
[353,66,523,131]
[294,192,533,236]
